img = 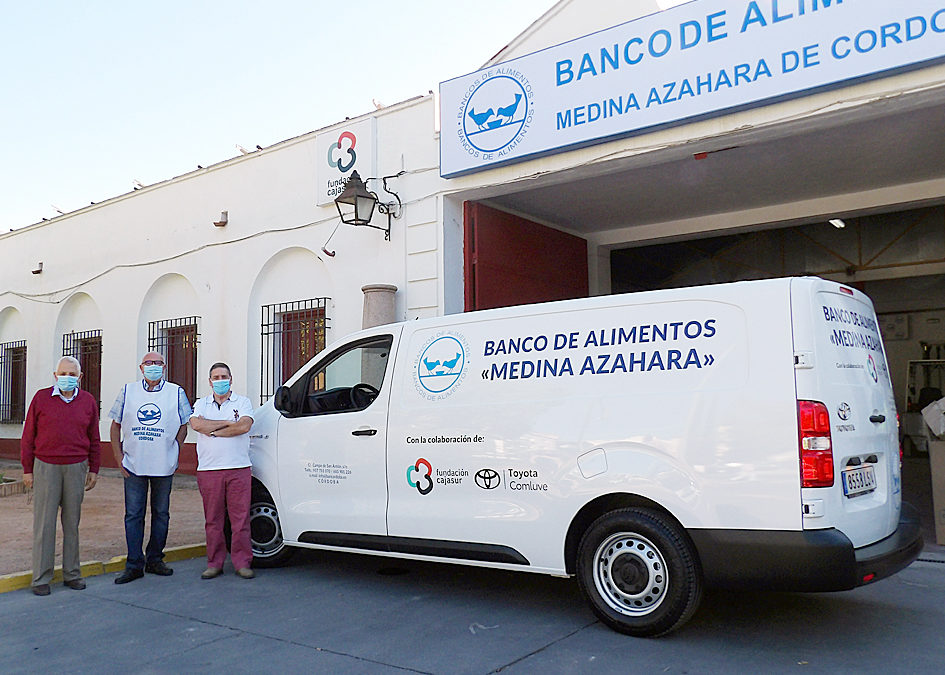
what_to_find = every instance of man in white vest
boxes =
[109,351,192,584]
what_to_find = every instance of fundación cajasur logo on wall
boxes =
[316,119,373,206]
[327,130,357,173]
[458,71,532,162]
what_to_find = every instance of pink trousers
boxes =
[196,467,253,570]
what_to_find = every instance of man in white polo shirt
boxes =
[189,361,255,579]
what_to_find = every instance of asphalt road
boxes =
[3,547,944,674]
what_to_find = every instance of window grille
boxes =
[148,317,200,403]
[62,330,102,412]
[260,299,329,405]
[0,340,27,423]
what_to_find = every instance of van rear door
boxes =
[792,278,900,548]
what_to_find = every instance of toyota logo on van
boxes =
[475,468,501,489]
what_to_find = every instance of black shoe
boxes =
[64,578,86,590]
[114,568,144,584]
[32,584,51,596]
[145,561,173,576]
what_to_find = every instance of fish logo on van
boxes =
[416,335,467,395]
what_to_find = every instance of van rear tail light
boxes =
[798,400,834,487]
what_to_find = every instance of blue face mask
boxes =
[142,365,164,381]
[57,375,79,392]
[212,379,231,396]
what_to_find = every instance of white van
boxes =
[247,277,922,636]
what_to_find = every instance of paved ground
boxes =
[2,547,944,674]
[1,455,941,580]
[0,460,206,577]
[1,456,943,673]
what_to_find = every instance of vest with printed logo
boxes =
[120,381,183,476]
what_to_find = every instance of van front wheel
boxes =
[577,508,702,637]
[249,492,295,568]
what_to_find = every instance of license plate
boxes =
[841,465,876,497]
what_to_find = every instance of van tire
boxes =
[577,508,702,637]
[249,491,294,568]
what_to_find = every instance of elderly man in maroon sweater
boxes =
[21,356,100,596]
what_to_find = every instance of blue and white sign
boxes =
[440,0,945,177]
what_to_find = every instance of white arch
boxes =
[246,247,334,404]
[0,306,25,343]
[139,273,201,328]
[55,292,104,355]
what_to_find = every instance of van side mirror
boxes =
[274,386,292,416]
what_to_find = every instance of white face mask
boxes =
[57,375,79,392]
[142,365,165,381]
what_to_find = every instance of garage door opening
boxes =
[464,202,588,311]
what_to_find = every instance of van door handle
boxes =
[352,428,377,436]
[869,414,885,423]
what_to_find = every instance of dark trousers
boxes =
[123,472,174,570]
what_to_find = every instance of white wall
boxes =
[0,96,441,441]
[5,4,945,443]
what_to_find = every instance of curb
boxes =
[0,543,206,594]
[0,480,26,498]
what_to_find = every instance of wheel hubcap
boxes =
[593,533,668,616]
[249,503,284,557]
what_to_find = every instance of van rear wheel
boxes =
[577,508,702,637]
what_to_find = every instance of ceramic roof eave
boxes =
[2,93,430,240]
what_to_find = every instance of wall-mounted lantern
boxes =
[334,170,404,241]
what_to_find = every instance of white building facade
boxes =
[3,0,945,467]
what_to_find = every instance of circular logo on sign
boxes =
[137,403,162,426]
[417,336,467,394]
[475,468,501,490]
[866,354,878,383]
[461,74,530,154]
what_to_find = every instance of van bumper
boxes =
[689,502,923,592]
[852,501,924,587]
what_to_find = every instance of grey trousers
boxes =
[32,458,87,586]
